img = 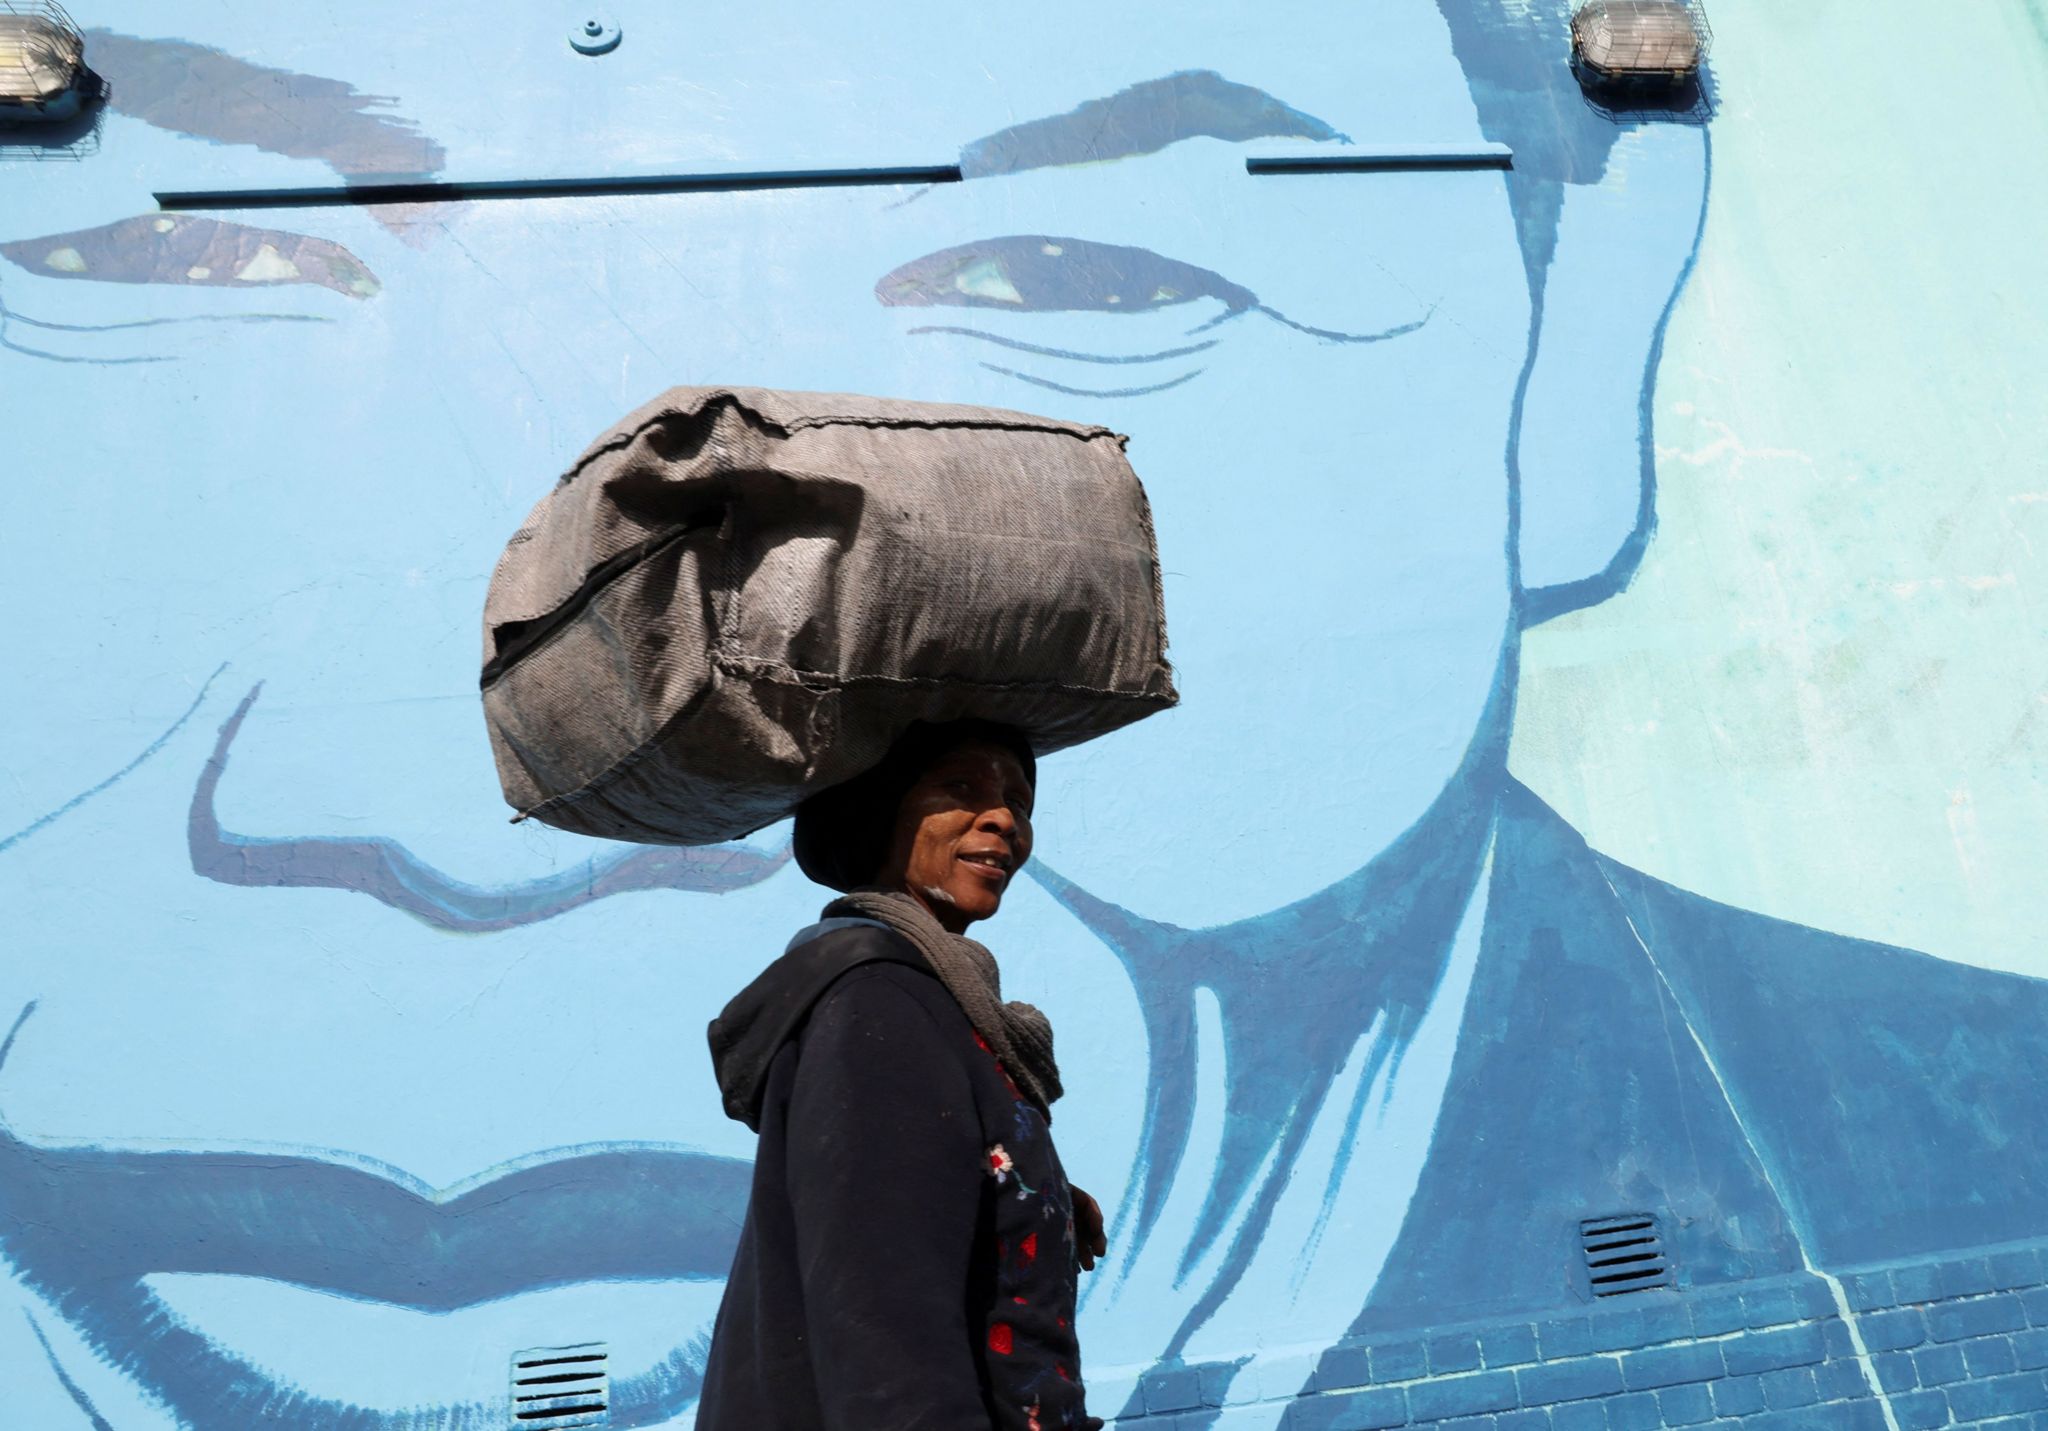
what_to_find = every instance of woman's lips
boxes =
[957,851,1012,884]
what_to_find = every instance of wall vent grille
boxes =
[510,1343,610,1427]
[1580,1213,1673,1296]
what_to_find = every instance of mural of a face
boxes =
[0,0,1735,1425]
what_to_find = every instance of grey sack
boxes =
[480,386,1178,845]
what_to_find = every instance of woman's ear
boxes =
[1514,123,1709,626]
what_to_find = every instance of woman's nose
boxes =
[978,805,1016,834]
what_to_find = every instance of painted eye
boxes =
[875,236,1257,317]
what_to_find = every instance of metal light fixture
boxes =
[1569,0,1710,95]
[0,1,97,123]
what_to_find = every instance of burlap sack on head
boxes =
[480,386,1178,845]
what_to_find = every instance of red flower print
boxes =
[1020,1232,1038,1265]
[987,1143,1013,1182]
[988,1323,1014,1355]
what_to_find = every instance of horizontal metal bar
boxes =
[156,165,963,210]
[1247,145,1512,174]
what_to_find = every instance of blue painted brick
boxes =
[1482,1325,1540,1369]
[1373,1339,1429,1383]
[1687,1291,1748,1339]
[1196,1360,1240,1408]
[1971,1336,2023,1376]
[1824,1319,1857,1359]
[1795,1279,1841,1320]
[1537,1317,1593,1361]
[1493,1410,1551,1431]
[1516,1357,1623,1407]
[1946,1370,2048,1421]
[1635,1299,1691,1349]
[1941,1257,2000,1299]
[1601,1390,1659,1431]
[1915,1342,1968,1386]
[1843,1271,1897,1311]
[1545,1403,1604,1431]
[1584,1308,1648,1354]
[1859,1307,1928,1352]
[1743,1283,1809,1328]
[2027,1288,2048,1327]
[1143,1366,1203,1414]
[1656,1383,1713,1425]
[1312,1343,1374,1392]
[1930,1293,2028,1342]
[1429,1332,1484,1376]
[1722,1409,1821,1431]
[1759,1366,1819,1409]
[1992,1248,2046,1291]
[1286,1385,1407,1431]
[1816,1356,1872,1401]
[1721,1323,1827,1376]
[1892,1262,1944,1305]
[1710,1375,1766,1417]
[1619,1342,1721,1391]
[1889,1388,1951,1430]
[1431,1419,1493,1431]
[2016,1328,2048,1370]
[1874,1350,1918,1392]
[1811,1401,1891,1431]
[1408,1371,1518,1422]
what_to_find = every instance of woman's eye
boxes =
[875,235,1256,317]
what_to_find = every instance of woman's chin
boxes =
[944,883,1006,926]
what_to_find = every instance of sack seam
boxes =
[555,390,1127,490]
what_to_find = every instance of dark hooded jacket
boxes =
[699,918,1100,1431]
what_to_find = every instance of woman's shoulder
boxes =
[807,954,966,1045]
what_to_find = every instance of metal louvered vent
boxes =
[510,1343,610,1428]
[1581,1213,1674,1296]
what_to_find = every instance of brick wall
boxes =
[1106,1239,2048,1430]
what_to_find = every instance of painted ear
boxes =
[1515,124,1709,625]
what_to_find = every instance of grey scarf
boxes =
[824,888,1063,1118]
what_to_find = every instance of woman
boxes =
[699,720,1107,1431]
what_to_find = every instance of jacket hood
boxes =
[708,918,928,1131]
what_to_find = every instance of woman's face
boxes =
[882,740,1036,932]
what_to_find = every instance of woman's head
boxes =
[794,720,1037,931]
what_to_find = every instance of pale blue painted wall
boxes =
[1,4,2043,1428]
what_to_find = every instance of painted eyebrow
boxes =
[958,70,1348,178]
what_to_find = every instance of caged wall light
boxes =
[0,1,100,123]
[1569,0,1711,96]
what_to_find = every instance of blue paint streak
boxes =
[1034,643,1514,1359]
[0,1000,35,1072]
[908,325,1220,365]
[978,363,1201,399]
[25,1312,117,1431]
[0,664,226,856]
[188,683,791,932]
[1519,132,1716,626]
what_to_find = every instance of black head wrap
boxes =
[793,720,1038,892]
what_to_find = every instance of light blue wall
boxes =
[2,4,2043,1427]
